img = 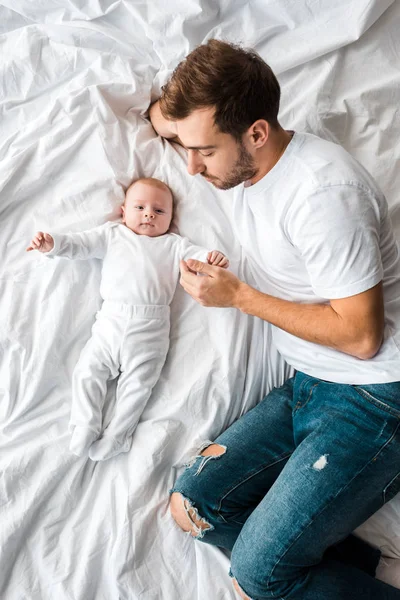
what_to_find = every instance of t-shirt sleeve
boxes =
[178,236,209,262]
[287,184,384,299]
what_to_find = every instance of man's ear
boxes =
[247,119,269,149]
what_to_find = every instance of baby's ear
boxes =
[168,218,179,234]
[120,205,125,221]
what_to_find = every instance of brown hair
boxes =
[159,39,281,140]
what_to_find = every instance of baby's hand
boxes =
[207,250,229,269]
[26,231,54,253]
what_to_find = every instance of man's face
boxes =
[175,107,258,190]
[122,182,173,237]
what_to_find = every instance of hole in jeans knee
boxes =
[194,443,227,475]
[201,443,226,457]
[183,440,227,473]
[169,492,214,539]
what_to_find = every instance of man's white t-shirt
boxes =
[233,132,400,384]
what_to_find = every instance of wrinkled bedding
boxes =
[1,1,400,597]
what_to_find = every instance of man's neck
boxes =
[249,128,294,185]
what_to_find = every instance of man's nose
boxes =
[187,150,205,176]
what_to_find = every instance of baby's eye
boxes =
[135,205,143,210]
[155,209,165,214]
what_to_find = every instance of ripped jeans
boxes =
[170,372,400,599]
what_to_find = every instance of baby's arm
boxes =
[26,223,113,260]
[179,237,229,269]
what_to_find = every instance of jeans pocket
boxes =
[355,386,400,419]
[383,471,400,504]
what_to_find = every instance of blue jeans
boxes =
[170,372,400,599]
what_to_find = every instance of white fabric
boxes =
[1,1,400,598]
[233,132,400,384]
[70,303,170,460]
[46,222,209,305]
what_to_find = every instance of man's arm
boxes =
[148,101,183,145]
[180,259,384,360]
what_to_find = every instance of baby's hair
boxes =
[125,177,173,203]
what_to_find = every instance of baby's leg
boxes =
[89,313,170,461]
[70,312,120,457]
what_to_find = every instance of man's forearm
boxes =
[234,282,380,360]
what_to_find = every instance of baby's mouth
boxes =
[141,222,154,227]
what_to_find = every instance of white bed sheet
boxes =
[1,1,400,598]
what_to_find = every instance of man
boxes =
[150,39,400,600]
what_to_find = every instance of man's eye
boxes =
[200,152,214,157]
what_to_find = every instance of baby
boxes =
[27,178,229,461]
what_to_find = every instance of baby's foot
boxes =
[88,435,132,461]
[69,426,99,457]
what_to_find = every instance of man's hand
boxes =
[26,231,54,253]
[207,250,229,269]
[180,259,243,307]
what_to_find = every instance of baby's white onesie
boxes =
[45,222,208,460]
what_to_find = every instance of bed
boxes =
[1,1,400,598]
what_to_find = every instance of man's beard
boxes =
[204,141,258,190]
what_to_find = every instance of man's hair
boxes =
[159,39,281,139]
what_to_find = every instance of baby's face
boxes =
[122,182,173,237]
